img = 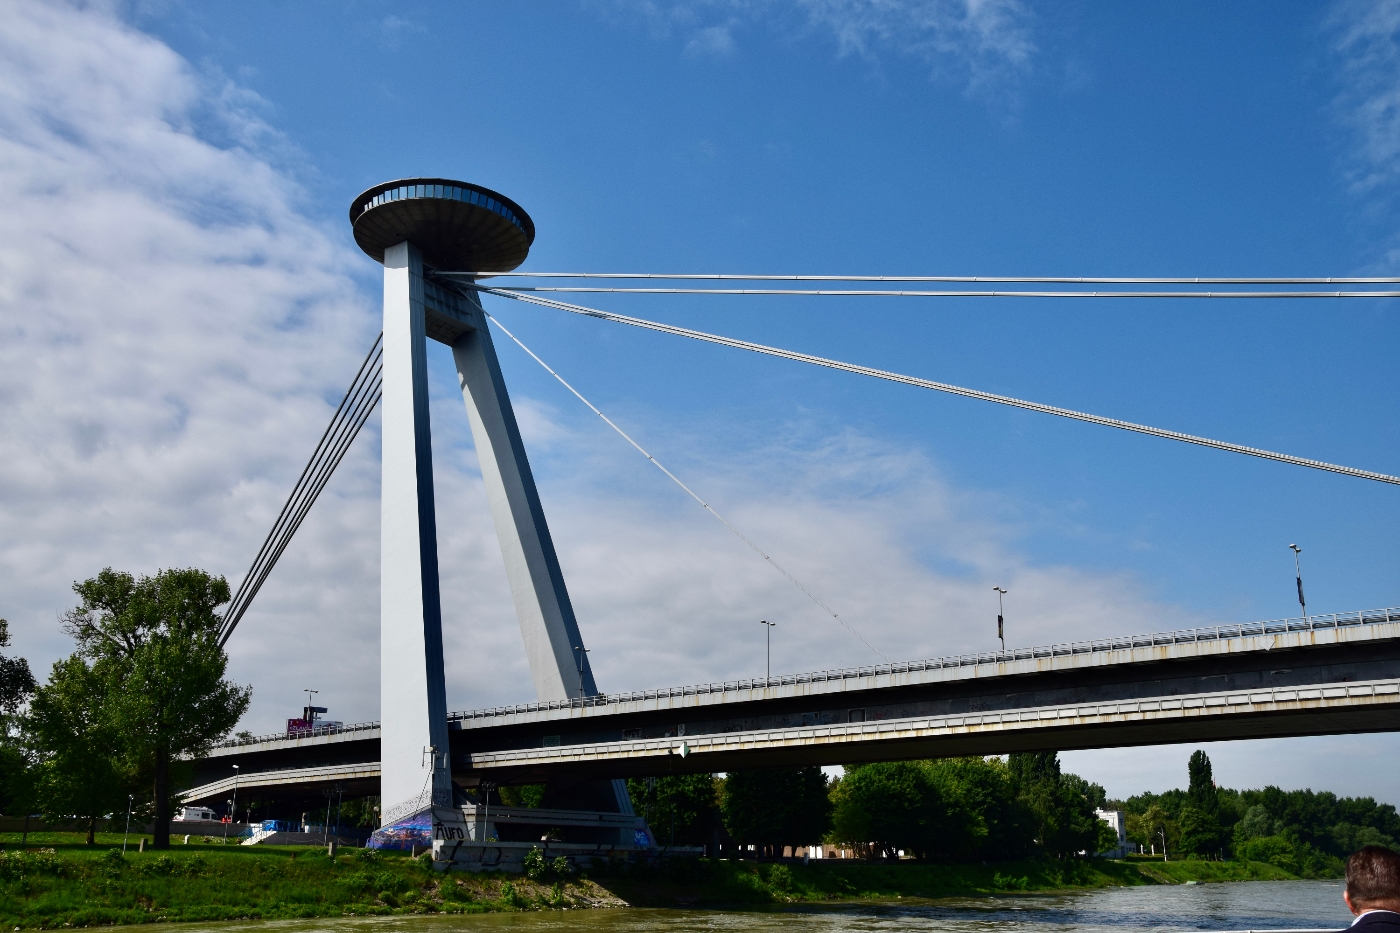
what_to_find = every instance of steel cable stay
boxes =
[482,311,890,664]
[447,272,1400,284]
[467,283,1400,487]
[220,358,383,645]
[221,353,383,644]
[455,285,1400,299]
[221,374,382,646]
[440,270,1400,297]
[217,274,1396,646]
[219,335,385,646]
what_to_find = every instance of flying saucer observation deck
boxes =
[349,179,533,272]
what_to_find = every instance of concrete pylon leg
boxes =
[379,242,451,820]
[451,291,596,703]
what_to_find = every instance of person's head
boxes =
[1345,846,1400,915]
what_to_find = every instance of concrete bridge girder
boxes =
[463,677,1400,783]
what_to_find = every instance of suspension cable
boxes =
[452,284,1400,299]
[447,272,1400,284]
[467,285,1400,487]
[220,334,385,646]
[483,311,890,663]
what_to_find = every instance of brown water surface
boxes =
[172,880,1352,933]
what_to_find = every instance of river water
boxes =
[177,880,1354,933]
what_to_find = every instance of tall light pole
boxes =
[760,620,776,684]
[573,646,590,700]
[993,587,1007,653]
[122,794,134,854]
[231,765,239,841]
[1289,544,1307,621]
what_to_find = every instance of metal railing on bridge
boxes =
[211,719,380,750]
[445,607,1400,722]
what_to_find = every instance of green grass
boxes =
[580,854,1311,907]
[0,839,621,927]
[1124,856,1303,885]
[0,833,1316,925]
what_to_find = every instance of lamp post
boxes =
[993,587,1007,653]
[1289,544,1307,622]
[303,688,318,727]
[573,646,590,701]
[122,794,134,854]
[322,787,335,844]
[479,780,497,844]
[231,765,239,842]
[1157,827,1168,863]
[760,620,776,684]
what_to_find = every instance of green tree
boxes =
[0,621,35,714]
[722,767,832,854]
[628,774,718,846]
[1235,804,1273,841]
[1008,752,1108,857]
[0,620,35,817]
[1178,805,1223,857]
[828,760,985,860]
[26,656,133,844]
[1187,750,1219,816]
[59,568,251,849]
[925,756,1036,859]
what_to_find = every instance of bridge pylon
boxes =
[349,179,635,842]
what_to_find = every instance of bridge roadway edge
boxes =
[184,613,1400,801]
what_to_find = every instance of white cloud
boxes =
[1330,0,1400,192]
[588,0,1035,100]
[685,23,738,56]
[0,0,382,729]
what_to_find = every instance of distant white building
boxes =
[1096,809,1133,858]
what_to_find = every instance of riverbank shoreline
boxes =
[0,833,1313,927]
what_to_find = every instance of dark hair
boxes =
[1347,846,1400,908]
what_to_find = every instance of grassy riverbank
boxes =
[603,855,1301,907]
[0,834,1310,926]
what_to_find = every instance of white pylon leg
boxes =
[379,242,451,821]
[451,290,596,703]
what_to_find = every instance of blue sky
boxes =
[0,0,1396,800]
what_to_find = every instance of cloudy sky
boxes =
[0,0,1397,801]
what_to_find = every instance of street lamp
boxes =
[573,645,590,700]
[992,587,1007,653]
[122,794,134,854]
[303,688,319,728]
[1289,544,1307,622]
[479,780,497,843]
[760,620,776,684]
[231,765,239,842]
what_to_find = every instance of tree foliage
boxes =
[37,568,251,849]
[1118,748,1397,873]
[0,620,35,817]
[628,774,718,846]
[721,767,831,851]
[1008,752,1112,857]
[827,755,1108,861]
[26,657,132,843]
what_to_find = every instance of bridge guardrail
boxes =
[446,607,1400,722]
[211,719,381,751]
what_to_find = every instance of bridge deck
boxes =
[187,608,1400,795]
